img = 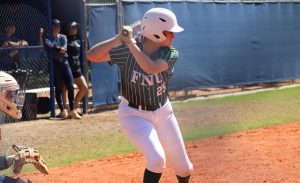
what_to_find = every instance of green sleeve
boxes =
[165,47,179,76]
[108,43,128,66]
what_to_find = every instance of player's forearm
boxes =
[8,41,28,47]
[127,43,155,73]
[39,37,44,46]
[87,34,122,62]
[127,42,167,74]
[7,41,19,47]
[22,41,28,46]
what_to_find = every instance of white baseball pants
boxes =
[118,99,193,177]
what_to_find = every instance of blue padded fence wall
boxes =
[88,2,300,106]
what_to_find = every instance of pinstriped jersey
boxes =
[109,42,178,108]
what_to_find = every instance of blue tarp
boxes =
[88,5,120,106]
[88,2,300,106]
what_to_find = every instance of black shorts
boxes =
[70,61,82,78]
[72,69,82,79]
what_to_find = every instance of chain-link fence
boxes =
[88,0,270,3]
[0,0,50,123]
[86,0,117,4]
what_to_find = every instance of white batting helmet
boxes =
[0,71,22,119]
[140,8,184,43]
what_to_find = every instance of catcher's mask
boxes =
[0,71,23,119]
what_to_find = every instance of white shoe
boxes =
[57,109,68,119]
[68,110,82,119]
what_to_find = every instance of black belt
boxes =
[128,101,166,111]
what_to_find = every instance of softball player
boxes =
[87,8,193,183]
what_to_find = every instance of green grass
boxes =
[175,86,300,141]
[1,133,137,176]
[44,134,136,168]
[2,86,300,175]
[175,86,300,106]
[182,114,300,141]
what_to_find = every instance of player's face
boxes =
[52,25,61,35]
[5,25,16,36]
[160,31,174,47]
[68,26,78,36]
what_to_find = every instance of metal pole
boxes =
[116,0,123,33]
[45,0,55,118]
[80,0,88,114]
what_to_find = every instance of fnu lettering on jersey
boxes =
[130,70,166,96]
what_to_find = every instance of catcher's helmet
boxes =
[140,8,184,43]
[0,71,19,92]
[0,71,22,119]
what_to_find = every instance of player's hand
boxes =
[39,28,44,39]
[120,21,140,45]
[40,28,44,35]
[45,39,54,48]
[121,26,133,45]
[19,40,28,47]
[121,26,137,46]
[2,41,9,47]
[121,25,133,38]
[59,47,66,54]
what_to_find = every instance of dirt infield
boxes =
[15,122,300,183]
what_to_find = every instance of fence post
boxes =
[45,0,56,118]
[80,0,88,114]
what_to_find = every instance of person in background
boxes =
[0,22,28,71]
[62,21,88,115]
[0,23,28,48]
[43,19,81,119]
